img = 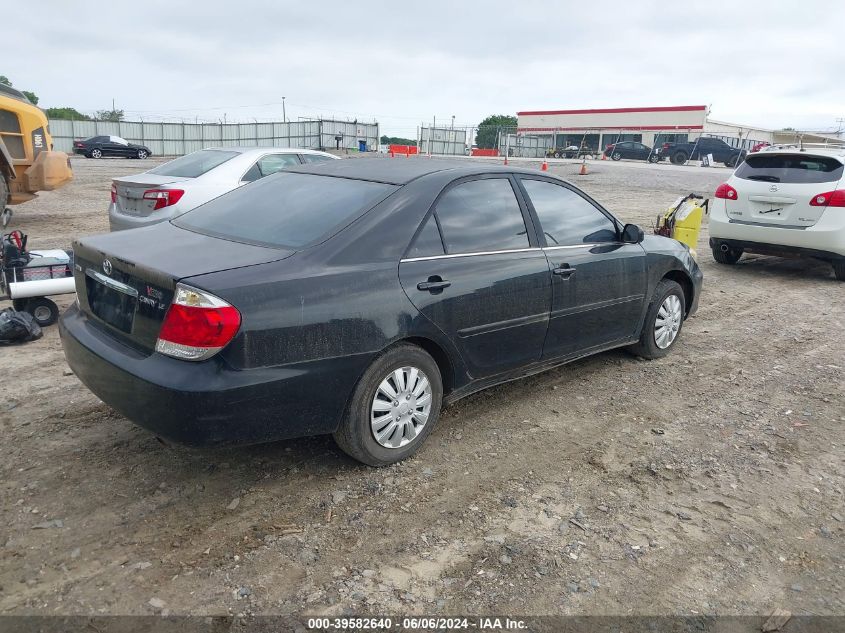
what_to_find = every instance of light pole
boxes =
[282,96,286,123]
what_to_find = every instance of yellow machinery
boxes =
[655,194,708,255]
[0,84,72,226]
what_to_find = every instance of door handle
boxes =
[417,278,451,292]
[553,265,576,278]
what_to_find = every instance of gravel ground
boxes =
[1,155,843,619]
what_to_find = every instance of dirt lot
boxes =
[1,155,843,619]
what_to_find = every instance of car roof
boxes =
[284,157,544,185]
[201,146,335,157]
[756,145,845,162]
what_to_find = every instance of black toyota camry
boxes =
[60,159,702,466]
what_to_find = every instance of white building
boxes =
[515,105,839,154]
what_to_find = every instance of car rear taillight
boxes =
[715,183,738,200]
[143,188,185,210]
[809,190,845,207]
[74,141,84,147]
[156,284,241,361]
[110,183,117,204]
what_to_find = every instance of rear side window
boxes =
[174,173,397,249]
[149,150,239,178]
[302,154,334,164]
[406,214,444,258]
[521,179,617,246]
[735,154,844,184]
[434,178,529,254]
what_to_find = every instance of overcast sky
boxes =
[4,1,843,137]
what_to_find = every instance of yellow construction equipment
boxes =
[655,194,708,255]
[0,84,72,226]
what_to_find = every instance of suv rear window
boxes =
[174,173,397,249]
[148,150,239,178]
[736,154,844,184]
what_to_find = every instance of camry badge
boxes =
[102,259,113,275]
[769,184,778,192]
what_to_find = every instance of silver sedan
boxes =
[108,147,338,231]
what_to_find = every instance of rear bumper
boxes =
[710,199,845,258]
[59,303,367,446]
[108,203,172,232]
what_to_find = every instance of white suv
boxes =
[709,144,845,280]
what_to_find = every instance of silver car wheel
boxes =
[371,366,432,449]
[91,148,102,158]
[654,294,683,349]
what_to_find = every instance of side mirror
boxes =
[622,223,644,244]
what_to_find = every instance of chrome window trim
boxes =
[85,269,139,297]
[542,243,610,251]
[400,247,541,263]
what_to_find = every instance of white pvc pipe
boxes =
[8,277,76,299]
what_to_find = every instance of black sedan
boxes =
[604,141,660,162]
[60,159,702,466]
[72,135,152,159]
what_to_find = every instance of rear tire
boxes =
[648,154,659,163]
[90,148,102,159]
[25,297,59,327]
[833,261,845,281]
[333,343,443,467]
[712,245,743,264]
[628,279,686,360]
[671,151,688,165]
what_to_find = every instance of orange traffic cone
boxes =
[578,163,588,176]
[601,152,607,160]
[503,156,509,166]
[541,160,548,171]
[389,150,395,158]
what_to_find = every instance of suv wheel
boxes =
[833,260,845,281]
[725,155,739,168]
[671,151,688,165]
[712,245,743,264]
[334,343,443,466]
[628,279,686,359]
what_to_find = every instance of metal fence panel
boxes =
[419,127,467,155]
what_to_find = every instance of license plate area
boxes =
[85,269,138,333]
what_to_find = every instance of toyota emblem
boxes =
[102,259,113,275]
[769,184,778,192]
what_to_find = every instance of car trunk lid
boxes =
[728,152,844,228]
[113,174,191,217]
[72,222,293,353]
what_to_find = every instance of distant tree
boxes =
[475,114,517,149]
[21,90,38,104]
[0,76,10,86]
[46,107,93,121]
[96,108,124,122]
[380,135,417,146]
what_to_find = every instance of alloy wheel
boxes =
[370,366,432,448]
[91,149,102,158]
[654,294,683,349]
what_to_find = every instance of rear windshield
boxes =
[173,173,398,249]
[148,150,239,178]
[736,154,844,184]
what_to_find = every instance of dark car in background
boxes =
[60,159,702,466]
[662,136,745,167]
[604,141,660,162]
[73,135,152,159]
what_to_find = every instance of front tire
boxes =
[628,279,686,360]
[137,149,148,159]
[334,343,443,466]
[712,245,743,264]
[611,152,622,161]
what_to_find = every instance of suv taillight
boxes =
[143,188,185,211]
[809,190,845,207]
[110,183,117,204]
[156,284,241,361]
[715,183,738,200]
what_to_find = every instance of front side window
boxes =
[521,179,617,246]
[0,109,24,158]
[434,178,529,254]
